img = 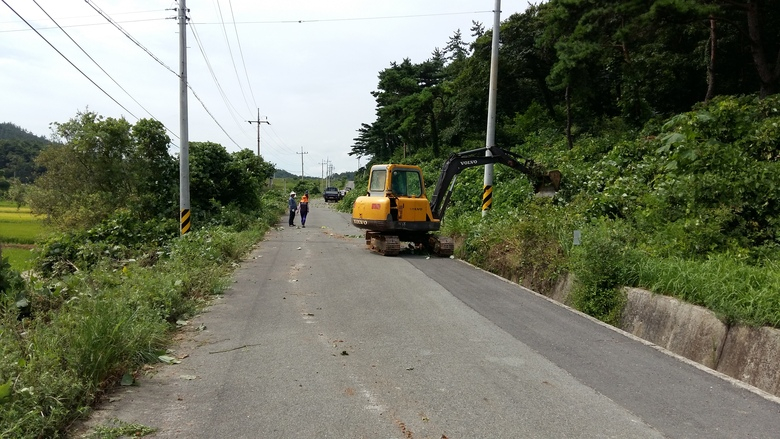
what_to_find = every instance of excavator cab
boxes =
[354,164,437,231]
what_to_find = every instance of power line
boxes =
[213,0,253,115]
[189,21,251,139]
[83,0,242,149]
[2,0,139,120]
[193,10,493,25]
[29,0,177,139]
[0,17,167,33]
[84,0,178,76]
[227,0,258,108]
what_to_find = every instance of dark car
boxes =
[323,186,340,202]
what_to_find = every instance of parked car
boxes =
[323,186,341,202]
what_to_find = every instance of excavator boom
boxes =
[428,146,560,220]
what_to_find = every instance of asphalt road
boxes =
[77,199,780,438]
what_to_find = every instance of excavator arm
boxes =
[428,146,561,221]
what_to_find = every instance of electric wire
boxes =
[2,0,139,121]
[0,8,165,25]
[0,17,166,32]
[84,0,243,149]
[189,20,254,145]
[227,0,258,109]
[84,0,178,76]
[212,0,253,115]
[29,0,177,139]
[196,10,492,25]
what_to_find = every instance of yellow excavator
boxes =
[351,146,561,256]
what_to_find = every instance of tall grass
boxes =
[630,255,780,327]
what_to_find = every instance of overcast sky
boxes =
[1,1,531,176]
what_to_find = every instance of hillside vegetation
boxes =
[341,1,779,327]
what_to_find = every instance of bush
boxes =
[35,213,178,277]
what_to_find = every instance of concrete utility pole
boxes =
[297,147,308,179]
[326,158,332,187]
[320,159,327,188]
[247,108,270,156]
[482,0,501,217]
[178,0,190,234]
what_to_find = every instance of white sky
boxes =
[1,1,530,176]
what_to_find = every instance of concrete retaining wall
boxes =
[717,325,780,396]
[620,287,780,397]
[493,268,780,397]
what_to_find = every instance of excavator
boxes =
[351,146,561,256]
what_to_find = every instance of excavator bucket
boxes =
[535,170,562,197]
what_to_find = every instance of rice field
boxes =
[0,201,47,270]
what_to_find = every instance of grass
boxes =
[0,246,35,271]
[630,255,780,327]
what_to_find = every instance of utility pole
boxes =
[482,0,501,217]
[178,0,190,234]
[247,108,270,156]
[297,147,308,180]
[320,159,327,189]
[326,158,331,187]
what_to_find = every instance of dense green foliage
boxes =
[21,111,275,232]
[351,0,778,164]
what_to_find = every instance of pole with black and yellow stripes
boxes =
[178,0,190,235]
[482,0,501,217]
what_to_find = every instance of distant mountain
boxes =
[274,169,298,179]
[0,122,49,143]
[0,123,51,183]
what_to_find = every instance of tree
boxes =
[710,0,780,97]
[188,142,274,215]
[366,54,450,158]
[8,179,25,210]
[127,119,177,220]
[28,111,176,229]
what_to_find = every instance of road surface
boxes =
[77,199,780,438]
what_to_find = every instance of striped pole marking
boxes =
[482,185,493,212]
[180,209,191,235]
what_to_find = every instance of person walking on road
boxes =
[288,192,297,227]
[299,191,309,228]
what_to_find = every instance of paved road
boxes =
[77,199,780,438]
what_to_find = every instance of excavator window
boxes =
[369,170,387,192]
[391,170,422,197]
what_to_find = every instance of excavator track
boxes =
[366,232,401,256]
[429,235,455,257]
